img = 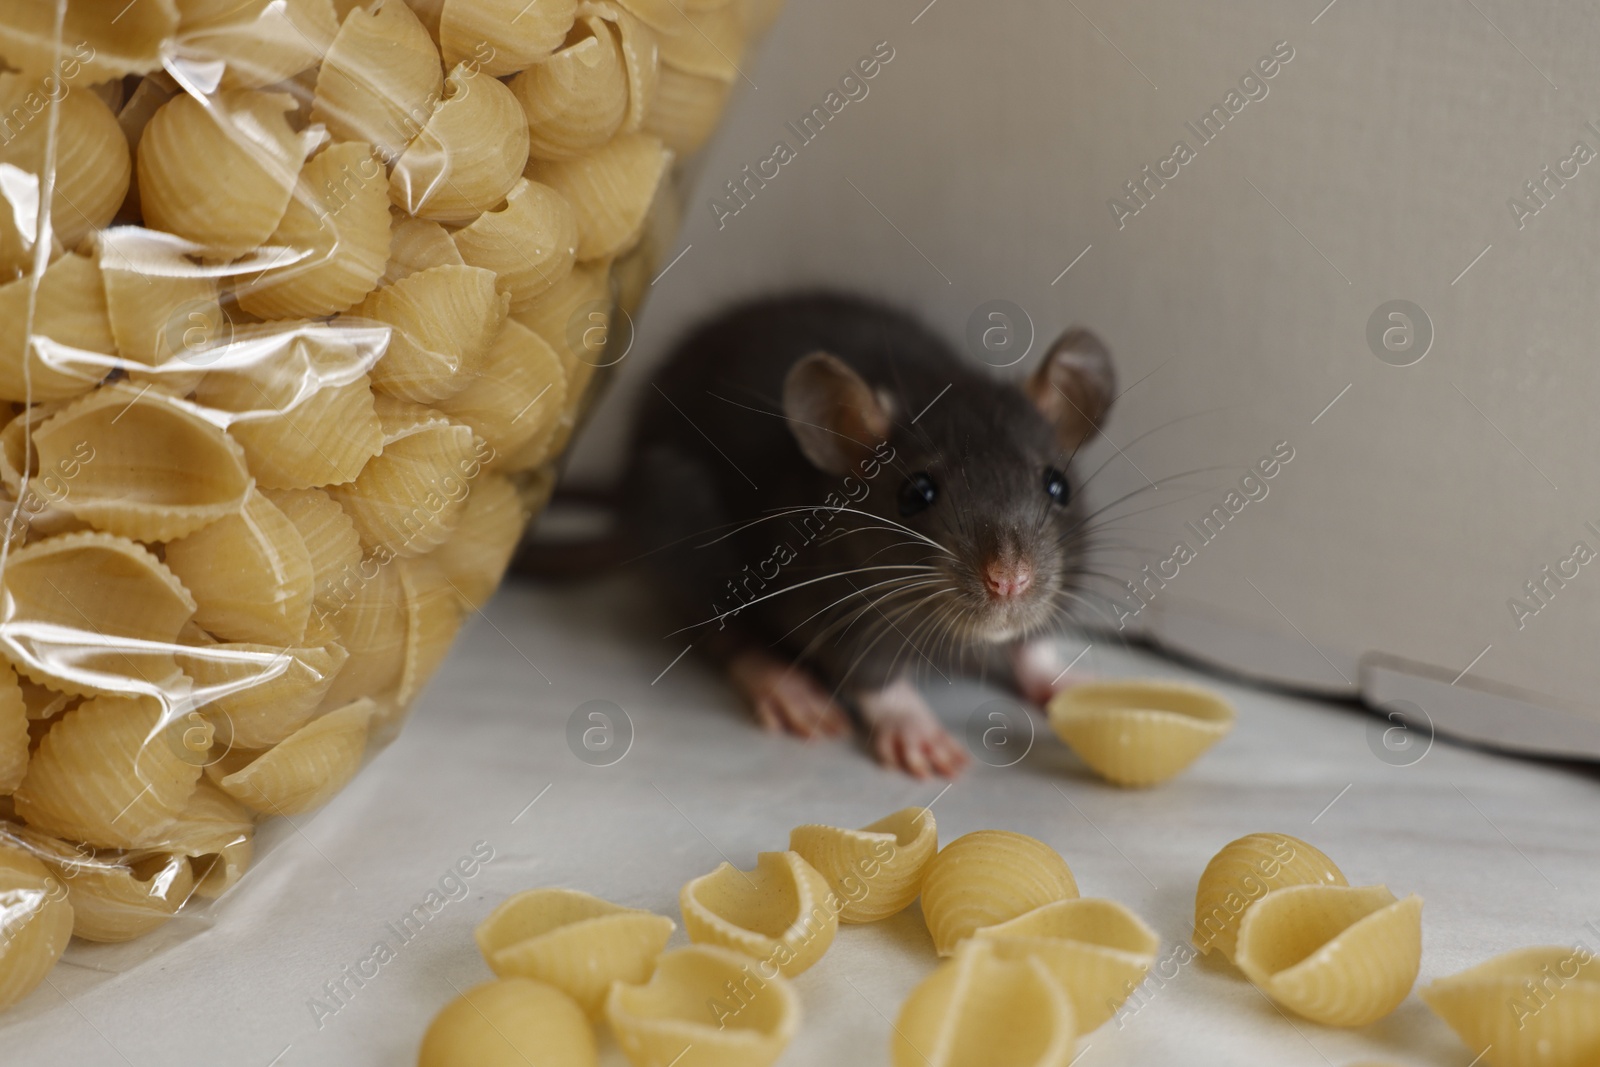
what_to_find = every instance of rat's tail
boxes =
[510,485,630,581]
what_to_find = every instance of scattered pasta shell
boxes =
[645,61,733,155]
[0,74,131,247]
[33,383,252,541]
[513,15,630,160]
[13,695,205,849]
[1235,883,1423,1027]
[348,264,505,403]
[526,132,671,261]
[381,216,465,286]
[439,0,578,76]
[98,227,226,377]
[174,0,339,90]
[680,850,838,977]
[419,977,597,1067]
[32,838,198,943]
[389,63,530,224]
[179,634,348,749]
[0,252,114,403]
[264,488,365,611]
[0,532,196,697]
[1193,832,1347,963]
[149,780,256,898]
[235,142,393,319]
[137,90,310,261]
[475,887,675,1018]
[0,663,26,794]
[606,944,799,1067]
[428,474,528,609]
[311,0,444,160]
[0,0,176,81]
[788,806,936,923]
[397,557,461,704]
[974,898,1159,1033]
[327,403,481,556]
[1420,946,1600,1067]
[217,697,373,815]
[892,939,1078,1067]
[0,846,73,1010]
[451,179,578,312]
[1047,680,1236,787]
[920,830,1079,957]
[434,318,567,458]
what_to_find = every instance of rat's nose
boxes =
[982,558,1033,599]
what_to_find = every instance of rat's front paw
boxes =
[859,678,969,779]
[727,648,849,739]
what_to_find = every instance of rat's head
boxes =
[781,327,1116,647]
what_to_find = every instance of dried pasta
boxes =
[173,0,339,90]
[20,829,198,943]
[434,319,568,458]
[648,1,744,82]
[311,0,444,159]
[389,63,530,224]
[787,806,936,924]
[645,61,734,155]
[679,850,838,976]
[1421,946,1600,1067]
[526,132,672,261]
[0,663,26,794]
[263,488,365,611]
[451,179,579,312]
[606,944,799,1067]
[920,830,1078,957]
[1047,680,1236,787]
[0,74,130,247]
[217,698,374,815]
[347,264,505,403]
[438,0,578,76]
[150,780,256,898]
[319,556,406,706]
[419,977,597,1067]
[381,217,466,286]
[396,557,461,705]
[428,474,528,610]
[475,887,675,1018]
[0,253,114,403]
[98,227,226,375]
[513,14,631,160]
[0,845,73,1010]
[1193,832,1347,963]
[178,631,349,749]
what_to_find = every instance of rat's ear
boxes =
[1024,327,1116,451]
[782,351,892,474]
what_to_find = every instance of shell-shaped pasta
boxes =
[648,1,744,81]
[1193,832,1347,962]
[513,15,630,161]
[435,318,567,458]
[163,489,316,645]
[892,939,1078,1067]
[511,258,612,372]
[584,1,659,133]
[788,806,936,924]
[645,61,733,155]
[48,845,197,943]
[0,846,73,1010]
[317,558,400,706]
[149,780,255,898]
[606,944,799,1067]
[451,180,578,312]
[13,695,205,849]
[98,227,226,376]
[428,474,527,609]
[137,90,311,260]
[1047,680,1236,787]
[235,143,393,319]
[439,0,578,75]
[1234,883,1423,1027]
[217,697,373,815]
[0,74,131,247]
[0,662,26,794]
[264,488,365,610]
[381,216,465,285]
[175,0,338,90]
[680,850,838,977]
[420,977,597,1067]
[327,404,481,556]
[527,132,671,261]
[1420,946,1600,1067]
[389,64,530,224]
[311,0,443,160]
[921,831,1079,957]
[33,384,251,541]
[0,252,114,403]
[0,0,176,81]
[179,634,348,749]
[476,887,675,1018]
[349,264,505,403]
[974,898,1159,1033]
[397,557,461,704]
[0,532,196,697]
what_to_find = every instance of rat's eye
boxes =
[1044,467,1070,506]
[899,472,937,516]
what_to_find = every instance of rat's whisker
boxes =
[667,564,938,636]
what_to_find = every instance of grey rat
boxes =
[621,292,1116,778]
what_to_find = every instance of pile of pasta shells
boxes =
[0,0,777,1012]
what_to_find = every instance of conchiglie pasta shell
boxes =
[174,0,339,90]
[0,0,176,81]
[0,404,84,540]
[644,61,733,155]
[389,64,530,224]
[381,216,465,286]
[1193,832,1347,962]
[420,978,597,1067]
[476,887,675,1018]
[137,90,310,261]
[36,840,197,943]
[0,532,197,697]
[0,662,26,794]
[892,939,1078,1067]
[526,132,670,261]
[1234,883,1422,1027]
[0,74,131,247]
[513,15,630,161]
[349,264,504,403]
[648,0,743,81]
[148,780,255,898]
[450,179,577,312]
[439,0,578,75]
[0,845,73,1010]
[97,227,225,379]
[311,0,443,160]
[788,806,936,924]
[13,695,205,849]
[327,405,481,556]
[397,557,461,704]
[264,488,365,611]
[428,474,527,610]
[920,830,1079,957]
[33,384,252,541]
[511,257,612,372]
[178,634,347,749]
[0,252,114,403]
[605,944,798,1067]
[218,697,373,815]
[974,898,1159,1033]
[1047,680,1236,787]
[318,557,405,705]
[1420,946,1600,1067]
[235,142,393,319]
[434,318,567,458]
[679,850,837,977]
[583,1,659,133]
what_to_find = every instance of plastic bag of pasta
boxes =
[0,0,781,1013]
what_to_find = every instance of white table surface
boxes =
[7,575,1597,1066]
